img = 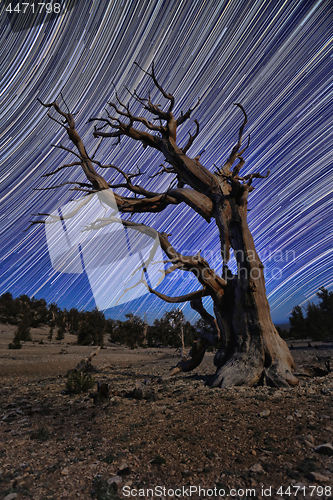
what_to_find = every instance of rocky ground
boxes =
[0,325,333,500]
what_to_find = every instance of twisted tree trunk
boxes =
[209,199,297,387]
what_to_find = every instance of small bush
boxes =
[102,453,115,464]
[151,455,166,465]
[91,476,121,500]
[30,426,50,442]
[8,337,22,349]
[66,370,95,394]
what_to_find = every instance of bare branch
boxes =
[46,111,67,129]
[42,162,81,177]
[190,297,220,339]
[69,187,98,194]
[182,119,200,154]
[90,116,160,150]
[39,98,109,191]
[126,86,169,121]
[240,169,270,183]
[91,137,103,159]
[155,262,186,286]
[108,99,163,132]
[50,143,82,160]
[134,61,175,113]
[238,133,251,156]
[29,196,92,230]
[176,98,201,126]
[34,181,91,190]
[85,217,225,296]
[219,103,248,175]
[147,286,209,303]
[149,165,175,179]
[170,337,213,375]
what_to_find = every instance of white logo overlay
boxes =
[44,189,165,309]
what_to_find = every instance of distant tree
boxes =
[147,314,173,347]
[8,331,22,349]
[77,308,105,346]
[116,313,145,348]
[30,297,49,327]
[16,317,32,342]
[66,307,81,335]
[48,302,60,340]
[289,305,306,339]
[8,296,32,348]
[147,308,196,349]
[105,318,120,344]
[289,287,333,340]
[15,295,32,342]
[0,292,20,324]
[55,308,67,340]
[275,325,288,339]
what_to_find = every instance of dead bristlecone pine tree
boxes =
[33,62,298,388]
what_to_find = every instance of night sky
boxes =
[0,0,332,324]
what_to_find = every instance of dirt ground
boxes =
[0,324,332,500]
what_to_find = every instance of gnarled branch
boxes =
[182,119,200,154]
[147,286,209,303]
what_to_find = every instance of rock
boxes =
[4,494,18,500]
[117,463,131,476]
[314,443,333,456]
[305,472,331,482]
[61,467,69,475]
[132,382,155,401]
[321,387,332,395]
[107,475,123,487]
[304,434,314,444]
[2,412,17,421]
[298,434,314,448]
[249,463,264,473]
[303,365,329,377]
[259,410,270,418]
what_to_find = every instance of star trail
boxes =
[0,0,332,324]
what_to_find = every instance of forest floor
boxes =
[0,324,333,500]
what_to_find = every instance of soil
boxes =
[0,324,332,500]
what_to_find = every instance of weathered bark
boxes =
[35,64,298,388]
[209,199,297,387]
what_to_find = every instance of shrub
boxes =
[77,308,105,346]
[30,426,50,442]
[91,476,121,499]
[8,332,22,349]
[66,370,95,394]
[16,320,31,341]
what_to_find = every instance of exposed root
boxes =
[208,352,299,388]
[208,353,263,388]
[264,364,299,387]
[170,338,210,375]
